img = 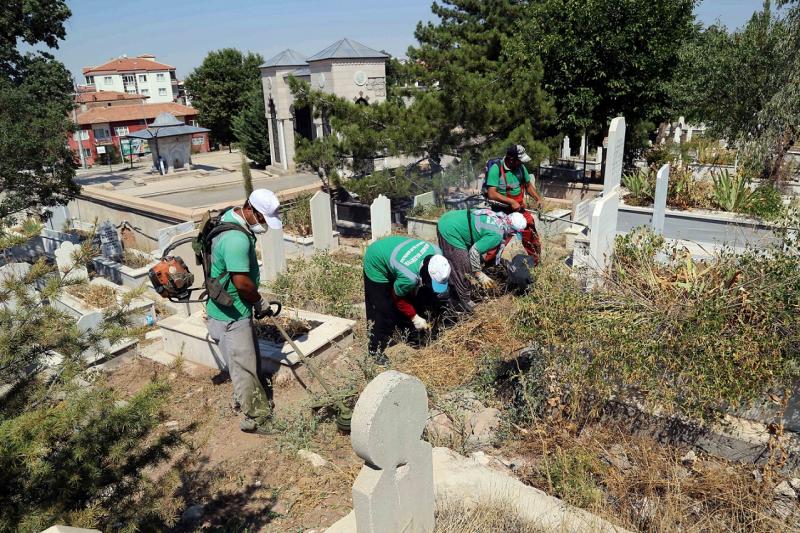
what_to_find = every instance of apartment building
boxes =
[82,54,184,104]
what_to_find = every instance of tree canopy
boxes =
[0,0,79,224]
[184,49,264,149]
[232,87,271,168]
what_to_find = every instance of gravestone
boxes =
[673,125,682,144]
[96,221,123,260]
[157,221,195,253]
[573,198,595,225]
[579,134,586,157]
[351,370,434,533]
[310,191,334,251]
[55,241,88,282]
[259,227,286,281]
[596,146,603,167]
[413,191,435,208]
[652,164,669,235]
[46,205,70,232]
[561,135,571,159]
[370,194,391,242]
[588,189,620,284]
[602,117,626,194]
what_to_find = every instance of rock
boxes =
[469,407,501,445]
[789,478,800,493]
[508,456,530,473]
[164,420,179,429]
[426,410,455,442]
[681,450,697,467]
[168,372,177,381]
[634,496,657,522]
[774,480,797,500]
[752,469,763,483]
[181,504,204,523]
[254,480,262,487]
[297,449,327,469]
[469,451,490,466]
[114,400,129,408]
[603,444,632,471]
[772,499,795,520]
[270,499,291,516]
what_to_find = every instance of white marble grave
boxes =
[652,164,669,235]
[370,194,392,242]
[579,134,586,157]
[351,370,435,533]
[588,189,620,283]
[311,191,335,251]
[602,117,626,194]
[259,227,286,281]
[596,146,603,166]
[55,241,88,282]
[561,135,571,159]
[413,191,435,208]
[46,205,70,232]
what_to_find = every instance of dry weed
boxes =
[66,283,118,308]
[434,498,543,532]
[395,295,521,392]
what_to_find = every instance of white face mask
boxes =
[249,222,267,234]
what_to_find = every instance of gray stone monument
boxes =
[54,241,88,282]
[259,227,286,281]
[46,205,70,232]
[652,164,669,235]
[351,370,435,533]
[310,191,334,251]
[602,117,626,194]
[370,194,392,242]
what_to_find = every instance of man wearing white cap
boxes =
[436,208,527,313]
[485,144,543,264]
[205,189,282,435]
[362,236,451,361]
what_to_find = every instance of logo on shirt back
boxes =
[400,241,431,267]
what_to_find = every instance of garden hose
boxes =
[264,303,353,432]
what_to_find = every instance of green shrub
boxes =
[745,184,785,221]
[622,170,654,206]
[346,168,412,204]
[711,169,752,212]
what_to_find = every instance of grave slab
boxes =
[370,195,392,242]
[55,241,88,282]
[652,164,669,235]
[259,227,286,281]
[588,189,620,281]
[413,191,435,208]
[603,117,626,194]
[311,191,335,251]
[158,307,355,368]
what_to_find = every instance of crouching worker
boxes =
[204,189,282,435]
[485,144,544,264]
[437,208,527,312]
[363,236,452,361]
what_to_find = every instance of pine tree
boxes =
[233,88,271,168]
[241,151,254,196]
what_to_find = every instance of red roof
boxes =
[83,57,175,75]
[75,90,148,103]
[75,102,197,125]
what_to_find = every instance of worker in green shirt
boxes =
[437,208,527,312]
[485,144,543,264]
[363,236,452,359]
[205,189,282,435]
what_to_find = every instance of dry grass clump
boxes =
[434,498,543,532]
[253,316,313,343]
[66,283,118,308]
[510,422,792,532]
[395,295,522,393]
[121,249,152,269]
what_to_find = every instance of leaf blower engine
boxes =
[148,255,196,302]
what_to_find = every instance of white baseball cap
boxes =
[507,144,532,163]
[508,212,528,232]
[427,254,451,294]
[248,189,282,230]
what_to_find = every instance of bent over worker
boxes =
[485,144,544,264]
[363,236,451,358]
[205,189,282,435]
[437,208,527,312]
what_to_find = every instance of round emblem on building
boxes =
[318,73,326,88]
[354,70,367,86]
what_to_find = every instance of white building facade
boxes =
[261,39,388,171]
[83,55,180,104]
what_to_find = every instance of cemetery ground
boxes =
[88,228,800,532]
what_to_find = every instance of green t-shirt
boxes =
[363,236,441,297]
[205,209,260,321]
[437,209,504,253]
[486,161,531,197]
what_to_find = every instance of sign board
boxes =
[96,146,106,155]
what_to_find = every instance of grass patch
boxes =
[515,226,800,420]
[434,498,543,532]
[121,249,152,269]
[66,283,118,309]
[407,203,447,220]
[267,252,363,319]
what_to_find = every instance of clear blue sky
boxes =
[50,0,767,83]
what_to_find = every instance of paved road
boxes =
[150,174,319,208]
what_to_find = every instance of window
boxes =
[85,75,94,85]
[158,88,167,96]
[114,126,129,136]
[103,76,112,85]
[93,127,110,140]
[140,89,149,96]
[83,148,92,157]
[72,130,89,141]
[189,120,198,127]
[126,88,137,94]
[138,74,147,82]
[156,73,165,82]
[122,74,135,83]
